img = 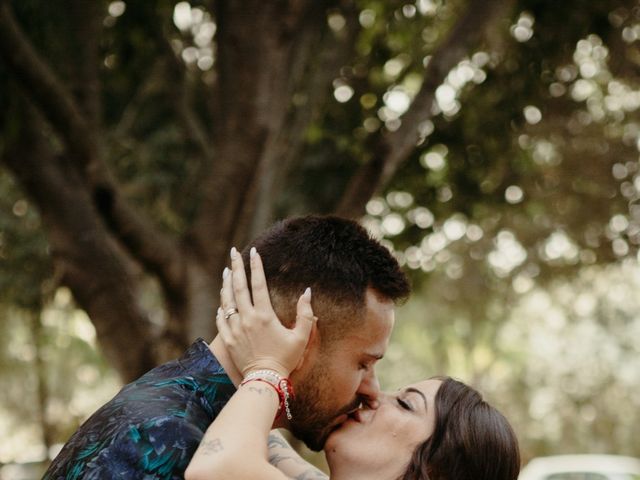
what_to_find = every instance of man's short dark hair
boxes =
[242,215,410,341]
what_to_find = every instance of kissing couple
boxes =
[45,216,520,480]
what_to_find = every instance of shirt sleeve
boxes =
[79,416,206,479]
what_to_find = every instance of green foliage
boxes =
[380,262,640,460]
[0,171,51,309]
[1,0,640,469]
[0,298,120,464]
[342,0,640,292]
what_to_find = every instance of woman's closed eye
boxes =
[397,398,413,411]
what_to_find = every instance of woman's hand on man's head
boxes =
[216,247,316,378]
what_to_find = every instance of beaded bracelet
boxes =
[240,370,295,420]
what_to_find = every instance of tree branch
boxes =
[139,4,215,161]
[113,59,167,139]
[0,1,98,166]
[190,0,345,269]
[246,2,361,236]
[188,0,286,273]
[173,71,216,161]
[0,2,185,293]
[67,0,103,133]
[1,110,158,382]
[335,0,510,218]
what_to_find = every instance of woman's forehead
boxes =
[405,378,443,398]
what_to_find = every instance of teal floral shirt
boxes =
[44,339,235,480]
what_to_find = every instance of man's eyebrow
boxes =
[405,387,428,413]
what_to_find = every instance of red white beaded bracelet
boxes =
[240,370,295,420]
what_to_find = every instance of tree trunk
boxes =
[3,112,157,382]
[29,309,54,452]
[0,0,508,381]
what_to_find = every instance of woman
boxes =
[185,250,520,480]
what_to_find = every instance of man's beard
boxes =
[288,363,361,451]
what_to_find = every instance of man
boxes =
[44,215,410,479]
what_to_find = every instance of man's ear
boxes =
[292,318,319,372]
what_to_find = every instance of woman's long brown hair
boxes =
[400,377,520,480]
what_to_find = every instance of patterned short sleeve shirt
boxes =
[44,339,236,480]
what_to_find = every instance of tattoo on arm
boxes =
[268,434,290,449]
[199,437,224,455]
[268,433,328,480]
[248,385,274,396]
[294,472,330,480]
[268,452,289,468]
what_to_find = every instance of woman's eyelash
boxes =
[397,398,412,411]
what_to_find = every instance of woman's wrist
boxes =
[240,369,295,421]
[242,362,291,379]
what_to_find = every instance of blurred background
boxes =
[1,0,639,477]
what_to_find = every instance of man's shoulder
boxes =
[43,340,236,479]
[139,338,228,382]
[45,415,205,479]
[104,339,235,418]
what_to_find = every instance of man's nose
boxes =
[358,369,381,408]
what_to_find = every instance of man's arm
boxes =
[268,431,329,480]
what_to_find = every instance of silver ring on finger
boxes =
[224,308,239,320]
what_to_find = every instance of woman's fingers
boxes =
[215,307,233,347]
[230,247,253,314]
[249,248,275,313]
[219,268,243,338]
[218,258,315,376]
[293,287,315,344]
[220,267,236,313]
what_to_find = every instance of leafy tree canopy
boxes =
[1,0,640,467]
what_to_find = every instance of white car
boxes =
[519,455,640,480]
